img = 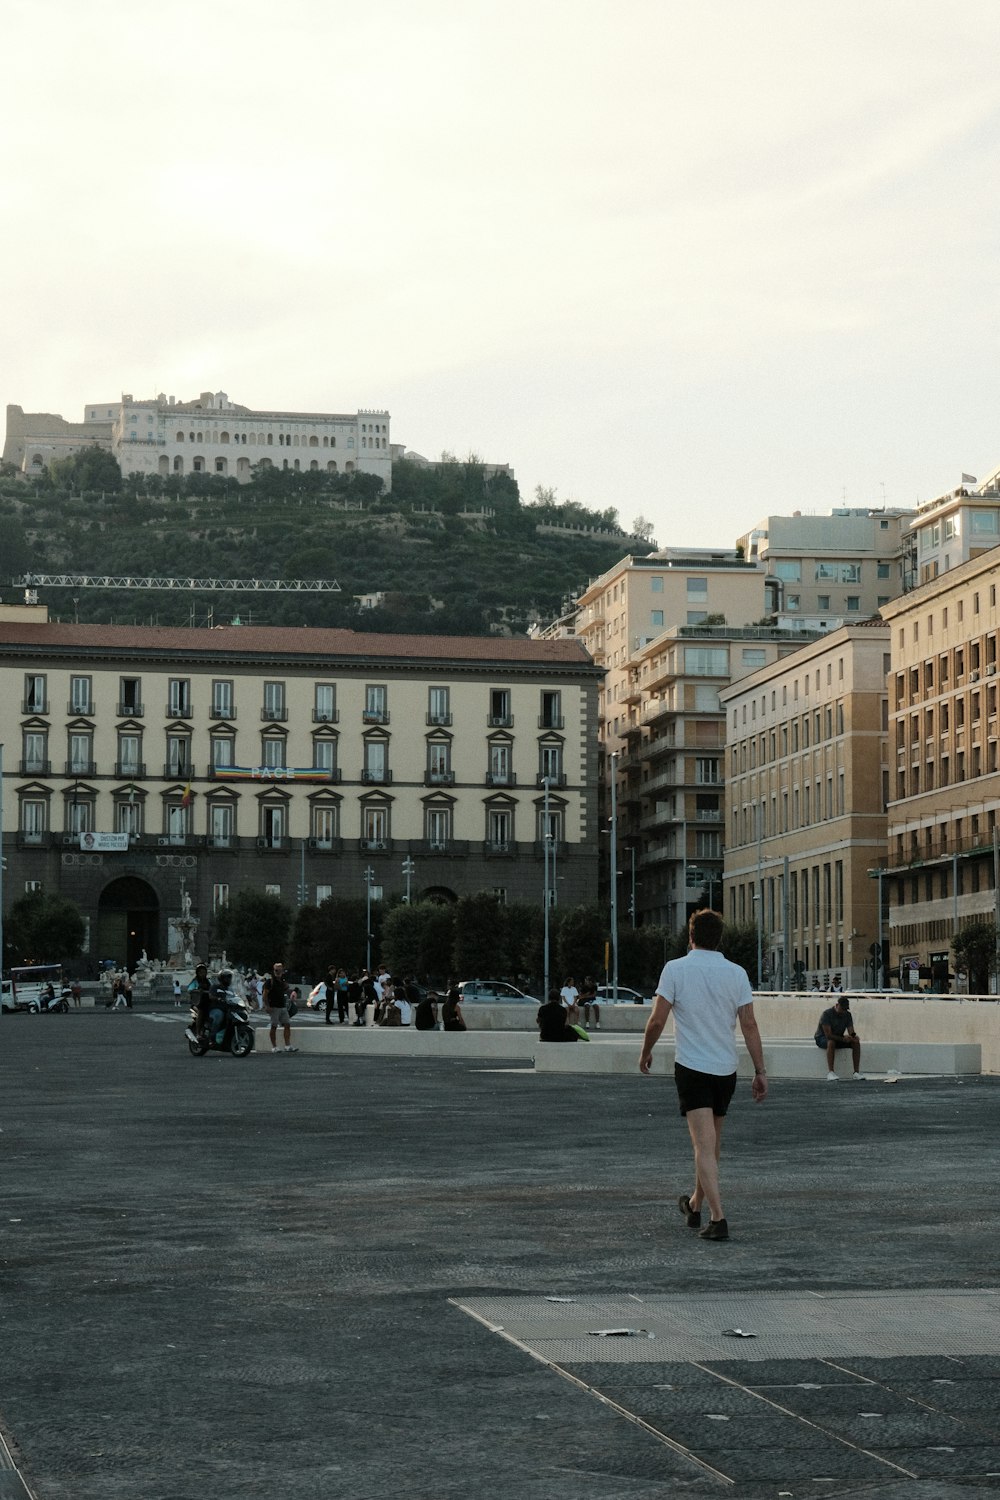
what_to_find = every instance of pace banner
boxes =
[212,766,334,783]
[79,832,130,852]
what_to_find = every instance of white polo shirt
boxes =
[655,949,753,1075]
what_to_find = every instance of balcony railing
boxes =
[210,705,237,720]
[485,771,516,787]
[537,772,567,788]
[425,769,455,785]
[21,700,48,715]
[362,709,390,725]
[67,699,93,715]
[483,839,513,856]
[20,759,51,775]
[308,836,345,853]
[115,761,145,778]
[166,704,192,718]
[359,838,391,852]
[164,763,196,778]
[538,715,565,730]
[255,836,285,850]
[361,769,392,784]
[117,702,144,717]
[487,713,514,728]
[426,712,453,726]
[312,707,339,723]
[261,706,287,721]
[65,760,96,776]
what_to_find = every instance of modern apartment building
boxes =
[626,625,826,929]
[720,622,891,989]
[4,390,393,490]
[903,479,1000,590]
[736,507,913,623]
[1,609,601,970]
[880,546,1000,986]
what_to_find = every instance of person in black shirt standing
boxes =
[263,961,298,1054]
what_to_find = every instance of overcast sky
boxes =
[4,0,1000,548]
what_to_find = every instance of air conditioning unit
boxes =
[429,842,448,852]
[256,837,268,848]
[157,836,170,846]
[316,713,331,721]
[62,834,77,845]
[970,670,980,682]
[987,664,997,676]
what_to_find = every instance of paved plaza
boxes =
[2,1011,999,1498]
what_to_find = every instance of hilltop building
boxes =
[0,606,600,970]
[3,390,392,491]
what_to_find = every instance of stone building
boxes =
[4,389,392,491]
[880,545,1000,987]
[720,622,891,989]
[0,608,601,970]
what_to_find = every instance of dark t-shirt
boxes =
[414,998,437,1030]
[264,974,288,1008]
[537,1000,578,1042]
[815,1005,853,1042]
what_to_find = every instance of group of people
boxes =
[279,963,470,1037]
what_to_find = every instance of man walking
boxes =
[639,909,767,1242]
[263,961,298,1054]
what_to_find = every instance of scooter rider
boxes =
[186,963,213,1042]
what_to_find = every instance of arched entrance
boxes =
[97,877,160,970]
[420,886,458,904]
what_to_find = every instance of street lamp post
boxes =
[0,743,5,990]
[364,865,374,972]
[402,856,415,904]
[542,777,552,1001]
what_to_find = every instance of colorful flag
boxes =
[962,473,977,485]
[180,782,192,808]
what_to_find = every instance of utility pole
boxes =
[364,866,375,972]
[756,801,764,991]
[0,743,5,992]
[629,846,636,929]
[542,778,552,1001]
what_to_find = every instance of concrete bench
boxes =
[281,1024,980,1077]
[533,1037,982,1077]
[279,1025,537,1062]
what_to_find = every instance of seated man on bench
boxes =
[815,995,863,1080]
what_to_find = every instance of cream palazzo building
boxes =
[880,546,1000,987]
[4,389,393,491]
[0,608,600,969]
[720,623,891,989]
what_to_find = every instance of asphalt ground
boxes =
[2,1010,999,1500]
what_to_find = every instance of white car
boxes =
[456,980,540,1005]
[594,984,650,1005]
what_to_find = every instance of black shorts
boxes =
[674,1062,738,1117]
[814,1036,854,1049]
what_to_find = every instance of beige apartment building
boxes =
[881,546,1000,987]
[736,507,912,623]
[0,609,601,970]
[903,479,1000,590]
[623,625,825,928]
[720,623,891,989]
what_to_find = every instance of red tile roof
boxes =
[0,620,599,671]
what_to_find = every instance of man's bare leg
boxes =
[826,1039,838,1072]
[686,1108,724,1223]
[851,1037,861,1071]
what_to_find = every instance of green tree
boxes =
[719,921,765,986]
[952,919,997,994]
[289,897,373,977]
[49,445,123,494]
[215,891,292,970]
[0,515,31,578]
[5,891,85,964]
[452,891,509,977]
[554,904,606,981]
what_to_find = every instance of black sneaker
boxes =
[699,1218,729,1241]
[678,1193,701,1229]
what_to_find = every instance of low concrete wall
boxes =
[754,994,1000,1075]
[465,994,1000,1073]
[534,1037,981,1078]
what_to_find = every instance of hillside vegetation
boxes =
[0,449,654,635]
